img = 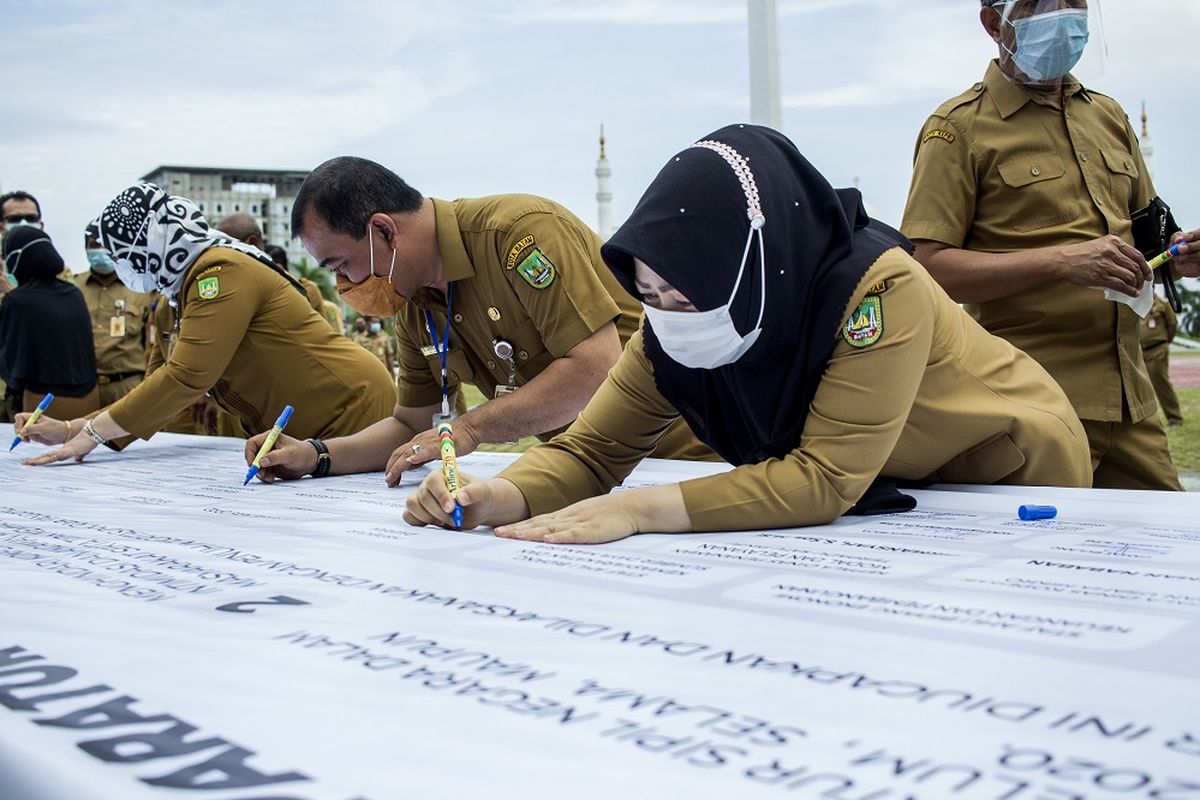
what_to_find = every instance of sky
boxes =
[2,0,1198,269]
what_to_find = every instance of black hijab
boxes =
[2,225,64,284]
[0,227,96,395]
[603,124,912,467]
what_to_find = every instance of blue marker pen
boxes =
[244,405,294,485]
[10,393,54,451]
[1147,241,1185,272]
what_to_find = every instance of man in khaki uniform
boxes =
[77,235,150,406]
[245,156,709,485]
[900,0,1200,490]
[18,183,397,466]
[351,315,396,373]
[1141,292,1183,427]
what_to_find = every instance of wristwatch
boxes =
[307,438,331,478]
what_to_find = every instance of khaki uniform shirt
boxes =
[108,249,396,442]
[298,277,326,317]
[900,60,1157,423]
[394,196,637,407]
[1140,294,1176,351]
[352,330,396,372]
[75,271,150,378]
[321,299,345,334]
[500,249,1092,531]
[392,195,708,460]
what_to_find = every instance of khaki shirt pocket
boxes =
[424,348,475,390]
[504,317,554,382]
[995,153,1078,231]
[934,431,1026,485]
[1100,147,1139,211]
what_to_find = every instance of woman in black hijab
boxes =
[404,124,1092,543]
[0,226,98,419]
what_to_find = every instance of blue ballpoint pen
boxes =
[10,393,54,451]
[244,405,294,485]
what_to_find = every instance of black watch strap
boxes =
[307,438,331,478]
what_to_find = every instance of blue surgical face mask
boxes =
[369,322,382,333]
[1011,9,1089,82]
[87,249,117,274]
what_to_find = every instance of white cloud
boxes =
[2,0,1197,261]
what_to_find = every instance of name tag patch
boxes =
[922,129,956,146]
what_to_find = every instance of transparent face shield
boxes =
[991,0,1107,85]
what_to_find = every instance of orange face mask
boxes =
[336,228,405,317]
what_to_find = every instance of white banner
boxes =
[1,426,1197,799]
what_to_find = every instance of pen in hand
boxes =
[437,420,465,529]
[11,393,54,451]
[244,404,293,485]
[1147,241,1185,272]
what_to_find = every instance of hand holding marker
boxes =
[1147,241,1184,272]
[244,405,293,485]
[438,421,465,529]
[11,393,53,451]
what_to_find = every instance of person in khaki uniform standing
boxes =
[1141,292,1183,427]
[245,156,710,485]
[402,126,1091,543]
[351,315,396,373]
[15,183,397,465]
[77,234,150,406]
[900,0,1200,490]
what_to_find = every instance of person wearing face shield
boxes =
[400,125,1092,545]
[73,233,152,406]
[241,156,710,486]
[13,183,397,467]
[901,0,1200,490]
[0,226,99,421]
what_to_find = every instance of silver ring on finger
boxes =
[411,444,422,455]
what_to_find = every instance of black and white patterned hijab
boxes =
[85,182,279,298]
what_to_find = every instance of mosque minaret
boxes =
[595,125,613,240]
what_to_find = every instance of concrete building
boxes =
[139,166,309,266]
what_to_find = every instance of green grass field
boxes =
[1166,386,1199,478]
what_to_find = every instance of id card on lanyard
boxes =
[424,283,457,427]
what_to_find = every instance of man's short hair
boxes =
[0,190,42,219]
[291,157,422,239]
[216,211,264,245]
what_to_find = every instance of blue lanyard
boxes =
[423,283,455,416]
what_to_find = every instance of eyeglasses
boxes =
[3,214,40,225]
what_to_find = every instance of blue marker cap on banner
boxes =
[1018,504,1057,521]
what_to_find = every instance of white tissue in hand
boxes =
[1102,279,1154,318]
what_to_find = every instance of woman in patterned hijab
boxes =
[14,183,398,467]
[86,182,283,297]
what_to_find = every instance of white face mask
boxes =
[642,215,766,369]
